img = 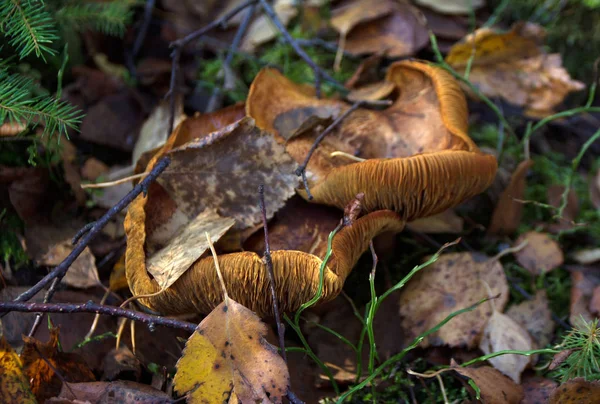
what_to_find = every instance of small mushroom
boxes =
[125,189,405,316]
[246,60,498,221]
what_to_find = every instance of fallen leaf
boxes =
[0,121,26,136]
[570,268,600,324]
[90,165,134,209]
[406,209,464,234]
[240,0,298,52]
[513,231,564,275]
[520,375,558,404]
[549,378,600,403]
[158,117,298,230]
[0,336,37,404]
[451,362,523,404]
[488,159,534,236]
[39,241,99,289]
[0,165,50,224]
[174,297,290,402]
[398,252,509,348]
[54,380,171,403]
[81,158,109,181]
[101,347,141,381]
[547,185,579,227]
[21,327,96,402]
[505,290,554,348]
[337,1,429,57]
[479,311,534,383]
[330,0,395,37]
[109,254,128,291]
[572,248,600,265]
[446,22,585,117]
[549,349,577,371]
[344,51,386,89]
[346,81,396,102]
[415,0,484,15]
[286,348,336,403]
[590,285,600,316]
[146,209,235,290]
[60,138,87,206]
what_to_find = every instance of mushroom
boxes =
[246,60,498,221]
[125,187,405,316]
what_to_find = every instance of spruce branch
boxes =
[0,0,58,59]
[55,1,135,37]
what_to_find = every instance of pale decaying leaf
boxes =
[39,242,99,289]
[398,252,509,348]
[54,380,171,403]
[0,337,37,404]
[572,248,600,265]
[450,361,524,404]
[147,209,235,290]
[241,0,298,52]
[487,159,534,236]
[570,269,600,324]
[415,0,484,15]
[174,297,290,403]
[479,310,534,383]
[159,117,298,230]
[513,231,564,275]
[446,22,584,117]
[505,290,554,348]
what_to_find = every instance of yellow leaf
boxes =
[0,336,37,404]
[174,298,290,403]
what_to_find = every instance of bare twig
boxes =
[206,3,257,112]
[3,157,171,310]
[258,185,286,363]
[258,0,344,98]
[126,0,156,78]
[27,277,60,337]
[0,301,197,332]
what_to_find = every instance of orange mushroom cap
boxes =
[246,60,498,221]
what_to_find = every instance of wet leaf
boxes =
[478,311,534,383]
[513,231,564,275]
[398,252,509,348]
[0,337,36,404]
[505,290,554,348]
[488,159,534,236]
[549,378,600,403]
[54,380,171,403]
[174,297,290,403]
[446,22,585,117]
[570,268,600,324]
[146,209,235,290]
[21,327,96,402]
[451,362,523,404]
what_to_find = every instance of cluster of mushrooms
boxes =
[124,60,498,317]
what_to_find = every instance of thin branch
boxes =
[4,157,171,309]
[258,185,286,363]
[27,277,60,337]
[206,3,257,112]
[0,300,197,332]
[258,0,344,98]
[126,0,156,78]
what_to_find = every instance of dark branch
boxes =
[27,277,60,337]
[258,0,344,98]
[0,300,197,333]
[126,0,156,78]
[258,184,287,363]
[5,157,171,308]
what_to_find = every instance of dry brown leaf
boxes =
[39,242,99,289]
[549,378,600,403]
[513,231,564,275]
[0,165,50,225]
[344,51,386,89]
[451,362,523,404]
[54,380,171,403]
[0,121,26,136]
[146,209,235,290]
[488,159,534,236]
[330,0,395,36]
[505,290,554,348]
[446,22,584,117]
[570,268,600,324]
[519,375,557,404]
[340,1,429,57]
[346,81,396,102]
[398,252,509,348]
[240,0,298,52]
[479,311,534,383]
[21,327,96,402]
[415,0,484,15]
[406,209,464,234]
[174,297,290,403]
[0,336,36,404]
[158,117,298,230]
